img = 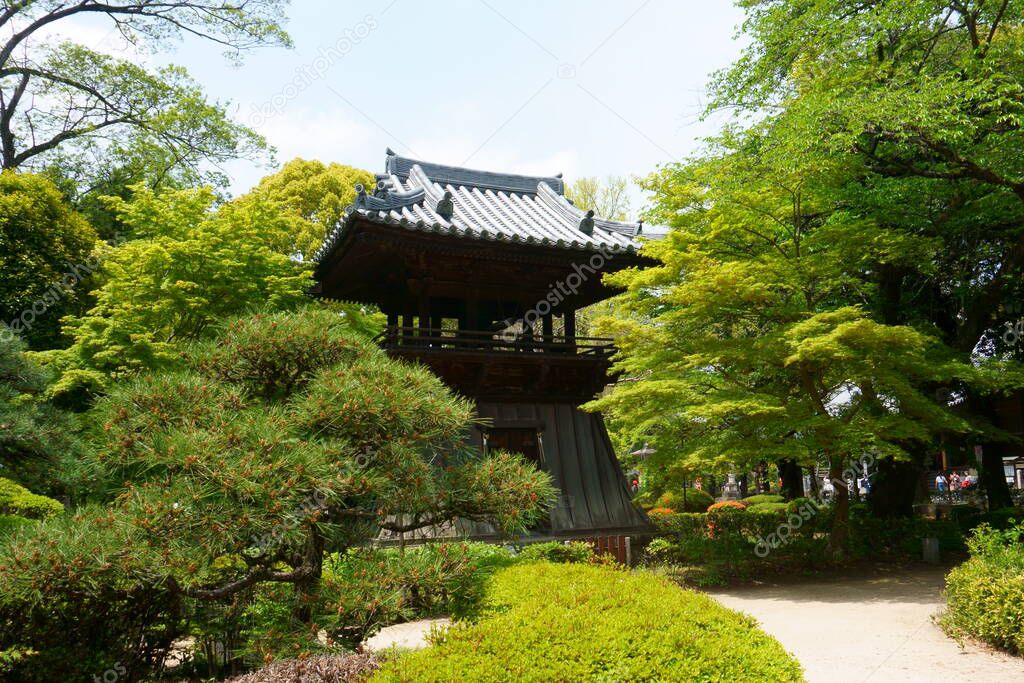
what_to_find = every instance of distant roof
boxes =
[315,150,659,263]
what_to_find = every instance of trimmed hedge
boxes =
[742,494,785,506]
[748,502,789,514]
[649,509,826,576]
[371,562,804,682]
[942,521,1024,653]
[647,502,969,577]
[518,540,594,564]
[0,477,63,520]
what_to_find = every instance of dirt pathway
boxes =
[709,566,1023,683]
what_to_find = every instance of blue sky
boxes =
[64,0,746,216]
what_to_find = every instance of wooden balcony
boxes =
[374,327,617,402]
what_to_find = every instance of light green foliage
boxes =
[0,478,62,520]
[747,502,789,515]
[242,158,374,259]
[565,175,631,221]
[371,562,805,682]
[708,0,1024,507]
[517,540,595,564]
[649,488,715,513]
[0,172,99,349]
[942,521,1024,653]
[589,127,974,553]
[47,184,313,401]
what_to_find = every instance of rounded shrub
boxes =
[707,501,746,513]
[0,477,63,520]
[656,488,714,513]
[747,501,789,515]
[518,541,594,564]
[370,562,803,682]
[941,521,1024,653]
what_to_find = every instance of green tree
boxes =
[0,308,556,681]
[566,175,631,221]
[589,126,991,555]
[712,0,1024,507]
[242,158,374,259]
[44,184,315,404]
[0,171,100,349]
[0,2,290,209]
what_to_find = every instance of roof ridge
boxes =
[386,153,565,195]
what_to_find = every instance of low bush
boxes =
[708,500,746,512]
[742,494,785,506]
[942,521,1024,653]
[848,504,965,557]
[747,502,789,515]
[0,477,63,520]
[654,488,714,513]
[370,562,804,682]
[650,508,825,576]
[226,653,381,683]
[517,540,594,564]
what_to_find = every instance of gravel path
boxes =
[362,617,451,652]
[709,566,1023,683]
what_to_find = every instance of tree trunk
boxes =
[777,459,804,500]
[980,441,1014,510]
[869,456,924,517]
[826,460,850,560]
[293,532,326,623]
[972,392,1015,510]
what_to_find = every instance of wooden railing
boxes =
[374,326,615,358]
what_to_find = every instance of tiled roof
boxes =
[315,151,655,263]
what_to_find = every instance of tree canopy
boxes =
[240,158,374,260]
[0,1,290,201]
[592,0,1024,547]
[566,175,631,221]
[44,182,315,403]
[0,171,99,349]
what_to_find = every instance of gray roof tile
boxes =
[315,151,657,263]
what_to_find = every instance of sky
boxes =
[57,0,747,217]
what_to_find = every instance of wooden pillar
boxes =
[542,313,553,342]
[418,293,430,339]
[564,308,576,345]
[467,297,479,331]
[401,313,413,345]
[386,312,399,347]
